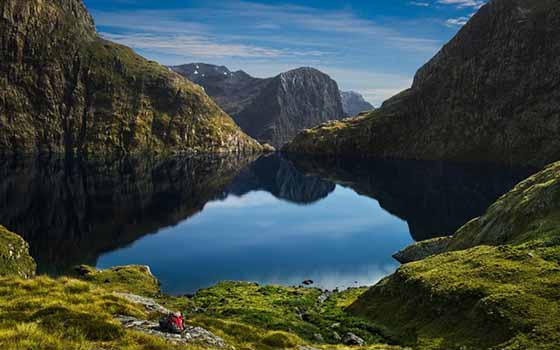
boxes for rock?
[317,291,333,304]
[313,333,324,342]
[171,64,345,148]
[393,236,452,263]
[0,1,261,156]
[342,332,366,346]
[333,331,342,342]
[261,143,277,153]
[115,292,172,315]
[116,315,228,349]
[285,0,560,167]
[340,91,374,117]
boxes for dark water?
[0,154,534,294]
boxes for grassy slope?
[0,261,403,350]
[348,162,560,350]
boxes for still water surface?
[0,154,533,294]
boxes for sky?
[84,0,487,106]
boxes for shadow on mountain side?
[285,154,536,241]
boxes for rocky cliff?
[171,64,345,148]
[340,91,374,117]
[0,0,261,155]
[286,0,560,166]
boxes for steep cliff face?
[171,64,344,148]
[0,0,261,155]
[340,91,374,117]
[286,0,560,166]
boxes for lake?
[0,154,534,294]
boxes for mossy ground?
[0,275,199,350]
[348,161,560,350]
[0,266,402,350]
[184,281,395,349]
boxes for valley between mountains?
[0,0,559,350]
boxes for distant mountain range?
[170,64,372,148]
[340,91,374,117]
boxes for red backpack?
[160,312,185,334]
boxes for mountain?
[0,0,261,156]
[171,64,345,148]
[285,0,560,166]
[348,161,560,350]
[340,91,374,117]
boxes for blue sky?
[84,0,486,105]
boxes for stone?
[114,292,172,315]
[116,315,228,349]
[342,332,366,346]
[332,331,342,342]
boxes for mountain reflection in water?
[0,153,534,293]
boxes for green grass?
[347,161,560,350]
[186,281,393,349]
[0,275,193,350]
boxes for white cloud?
[410,1,431,7]
[445,16,471,27]
[437,0,486,9]
[100,32,327,58]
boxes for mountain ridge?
[285,0,560,166]
[0,0,261,155]
[171,64,346,148]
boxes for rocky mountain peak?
[340,91,374,117]
[172,64,345,147]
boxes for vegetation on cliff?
[348,161,560,350]
[0,225,35,278]
[0,0,261,155]
[285,0,560,166]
